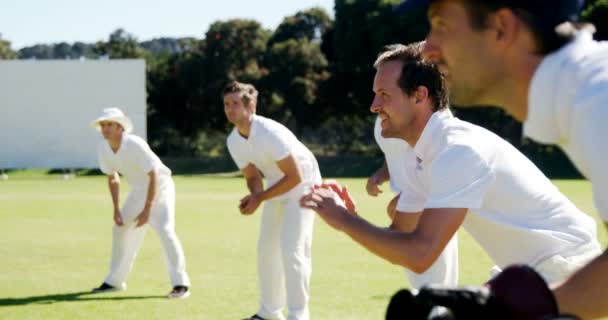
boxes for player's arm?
[367,160,389,196]
[552,249,608,319]
[260,154,302,200]
[107,172,123,226]
[242,163,264,194]
[135,169,157,227]
[301,186,465,273]
[240,155,302,214]
[342,207,465,273]
[238,163,264,215]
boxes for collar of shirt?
[413,109,453,163]
[524,30,594,145]
[107,132,127,155]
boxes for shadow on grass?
[0,291,166,306]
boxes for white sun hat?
[90,108,134,133]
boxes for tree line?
[1,0,607,176]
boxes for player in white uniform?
[90,108,190,299]
[367,116,458,289]
[396,0,608,317]
[300,43,600,285]
[223,81,322,320]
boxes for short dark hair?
[374,42,448,112]
[459,0,581,54]
[222,80,259,106]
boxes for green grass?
[0,177,606,320]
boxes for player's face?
[99,121,123,141]
[423,0,502,106]
[223,92,251,125]
[370,60,416,139]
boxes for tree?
[0,36,17,59]
[94,29,150,59]
[582,0,608,40]
[262,38,329,132]
[269,7,333,45]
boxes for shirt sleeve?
[97,145,115,176]
[226,137,249,170]
[395,187,427,213]
[131,138,156,173]
[425,144,495,209]
[572,91,608,222]
[265,130,292,162]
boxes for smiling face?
[423,0,504,106]
[370,60,418,139]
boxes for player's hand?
[134,209,150,227]
[315,180,357,215]
[300,185,354,231]
[239,193,262,215]
[366,173,384,197]
[113,209,124,226]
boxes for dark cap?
[395,0,586,29]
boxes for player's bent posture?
[301,43,600,286]
[224,81,322,320]
[90,108,191,299]
[395,0,608,318]
[368,116,458,289]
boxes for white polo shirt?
[98,133,172,189]
[227,115,321,200]
[374,116,411,194]
[525,30,608,222]
[401,111,598,269]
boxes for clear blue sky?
[0,0,335,50]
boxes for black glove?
[419,265,563,320]
[385,288,433,320]
[386,265,579,320]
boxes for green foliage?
[3,0,607,173]
[582,0,608,40]
[94,29,151,60]
[0,37,17,59]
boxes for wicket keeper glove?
[417,265,567,320]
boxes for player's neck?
[108,134,123,153]
[236,114,254,139]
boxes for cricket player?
[367,116,459,289]
[223,81,322,320]
[394,0,608,318]
[90,107,191,299]
[300,43,600,287]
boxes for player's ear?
[414,86,429,104]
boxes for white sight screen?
[0,59,146,169]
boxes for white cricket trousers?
[103,176,190,288]
[405,234,459,289]
[256,197,315,320]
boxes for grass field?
[1,175,606,320]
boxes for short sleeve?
[97,145,115,175]
[395,187,427,213]
[425,145,495,209]
[265,130,292,162]
[573,92,608,221]
[227,136,249,170]
[131,138,156,173]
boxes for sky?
[0,0,335,50]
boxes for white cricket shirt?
[227,115,321,200]
[525,30,608,221]
[401,111,598,269]
[98,133,172,189]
